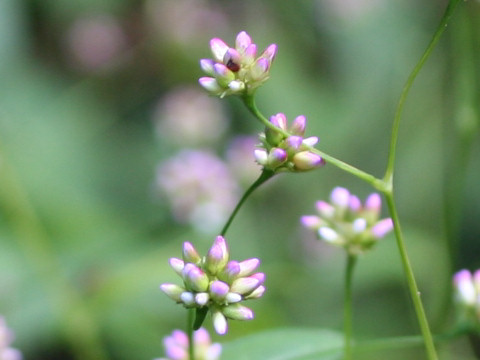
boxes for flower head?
[300,187,393,254]
[161,236,265,335]
[452,269,480,331]
[255,113,325,172]
[155,328,221,360]
[199,31,277,97]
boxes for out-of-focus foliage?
[0,0,479,359]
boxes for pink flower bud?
[199,77,222,94]
[210,38,229,62]
[230,277,260,295]
[244,44,257,65]
[348,195,362,212]
[302,136,319,147]
[210,280,230,300]
[290,115,307,136]
[270,113,287,130]
[182,242,201,264]
[245,285,265,299]
[254,149,268,165]
[199,58,215,76]
[267,148,288,168]
[213,63,235,86]
[315,201,335,218]
[184,265,209,292]
[300,215,322,230]
[169,257,184,276]
[160,283,185,302]
[212,311,228,335]
[222,304,254,321]
[237,258,260,277]
[292,151,324,171]
[365,193,382,213]
[371,218,394,239]
[250,58,269,80]
[206,236,229,274]
[331,187,350,208]
[454,269,476,306]
[235,31,252,52]
[195,292,209,306]
[261,44,277,62]
[286,135,303,151]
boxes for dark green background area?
[0,0,479,359]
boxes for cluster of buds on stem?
[155,328,221,360]
[254,113,325,172]
[160,236,265,335]
[453,269,480,330]
[199,31,277,97]
[301,187,394,255]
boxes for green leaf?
[221,327,343,360]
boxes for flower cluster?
[301,187,394,254]
[155,328,221,360]
[160,236,265,335]
[199,31,277,97]
[453,269,480,329]
[0,317,22,360]
[255,113,325,172]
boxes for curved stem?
[384,0,462,182]
[343,254,357,360]
[187,308,195,360]
[220,169,275,236]
[385,192,438,360]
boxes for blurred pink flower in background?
[64,14,127,72]
[226,135,262,185]
[153,86,229,147]
[156,150,240,233]
[144,0,229,47]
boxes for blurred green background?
[0,0,479,359]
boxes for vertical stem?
[220,169,275,236]
[385,192,438,360]
[187,308,195,360]
[384,0,462,182]
[344,254,357,360]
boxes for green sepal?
[193,306,209,330]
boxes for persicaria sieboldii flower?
[0,317,22,360]
[160,236,265,335]
[300,187,393,254]
[254,113,325,172]
[199,31,277,97]
[155,328,221,360]
[453,269,480,329]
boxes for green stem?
[0,145,109,360]
[241,94,385,191]
[385,192,438,360]
[344,254,357,360]
[384,0,462,182]
[220,169,275,236]
[187,308,195,360]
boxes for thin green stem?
[384,0,462,182]
[343,254,357,360]
[187,308,195,360]
[385,192,438,360]
[241,94,385,191]
[220,169,275,236]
